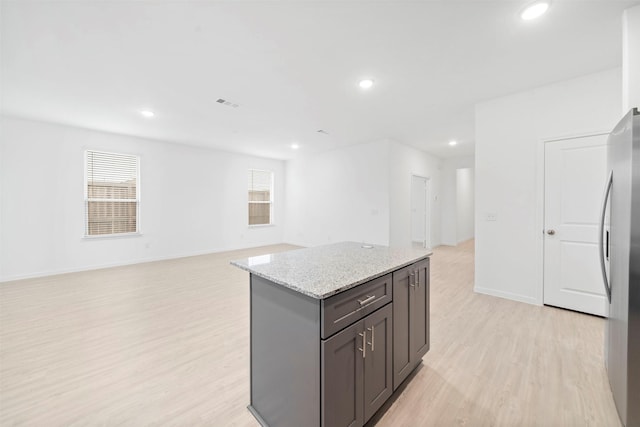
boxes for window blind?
[85,150,139,236]
[248,169,273,225]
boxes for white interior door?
[411,176,425,243]
[424,178,431,248]
[543,134,608,316]
[411,176,431,248]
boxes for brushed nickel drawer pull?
[367,325,375,351]
[357,295,376,306]
[358,331,366,358]
[409,271,415,287]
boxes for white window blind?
[85,150,139,236]
[248,169,273,226]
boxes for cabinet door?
[392,265,413,390]
[411,259,430,362]
[363,304,393,423]
[322,320,364,427]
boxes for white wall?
[0,116,285,281]
[440,155,474,246]
[623,5,640,112]
[388,141,442,248]
[284,139,442,249]
[283,139,391,247]
[0,119,4,281]
[474,68,622,305]
[456,168,475,243]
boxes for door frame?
[535,130,610,306]
[410,174,431,249]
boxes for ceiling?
[1,1,638,160]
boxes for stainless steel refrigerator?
[599,107,640,427]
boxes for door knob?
[547,229,556,235]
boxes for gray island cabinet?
[231,242,432,427]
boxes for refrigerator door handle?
[598,169,613,303]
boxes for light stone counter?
[231,241,432,299]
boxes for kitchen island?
[231,242,432,427]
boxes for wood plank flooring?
[0,240,621,426]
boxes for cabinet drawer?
[321,273,392,339]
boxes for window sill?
[82,232,143,240]
[248,224,276,229]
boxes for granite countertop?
[231,241,432,299]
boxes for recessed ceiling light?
[520,1,550,21]
[139,110,155,118]
[449,140,458,146]
[291,143,299,150]
[359,79,374,89]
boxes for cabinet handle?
[357,295,376,306]
[358,331,366,358]
[367,325,375,351]
[416,269,419,288]
[409,271,415,287]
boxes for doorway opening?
[411,175,431,249]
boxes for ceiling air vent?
[216,98,239,108]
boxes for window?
[248,169,273,226]
[85,150,139,236]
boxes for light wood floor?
[0,240,620,426]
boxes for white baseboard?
[457,237,475,244]
[0,243,286,283]
[439,238,473,247]
[474,286,541,306]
